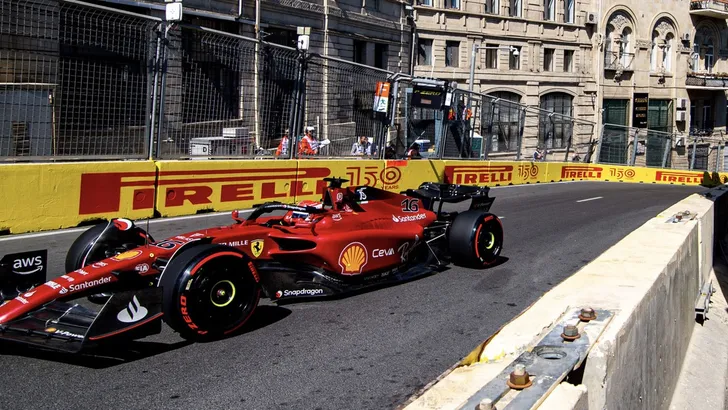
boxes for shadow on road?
[0,305,292,368]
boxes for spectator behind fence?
[275,129,290,158]
[533,147,544,161]
[297,126,318,158]
[406,143,422,160]
[351,136,373,157]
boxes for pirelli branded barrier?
[0,160,725,235]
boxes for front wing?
[0,288,163,353]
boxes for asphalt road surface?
[0,181,704,410]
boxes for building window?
[646,99,673,167]
[510,0,521,17]
[446,41,460,67]
[691,29,715,74]
[485,0,499,14]
[599,99,629,164]
[650,31,658,71]
[619,28,632,67]
[563,50,573,72]
[485,44,498,69]
[509,46,521,70]
[539,92,573,149]
[543,48,554,71]
[663,34,672,72]
[544,0,555,21]
[417,0,432,5]
[445,0,460,9]
[564,0,574,23]
[374,43,388,69]
[353,40,366,64]
[417,38,433,65]
[487,91,522,152]
[705,40,714,73]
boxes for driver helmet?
[285,199,323,222]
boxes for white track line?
[0,181,592,242]
[576,196,603,203]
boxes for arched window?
[705,38,714,73]
[538,92,573,149]
[663,34,673,72]
[692,28,717,73]
[488,91,522,152]
[650,31,659,71]
[604,26,613,63]
[620,27,632,67]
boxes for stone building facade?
[411,0,728,168]
[411,0,600,159]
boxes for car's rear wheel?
[448,210,503,268]
[159,244,261,342]
[65,220,151,303]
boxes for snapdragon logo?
[392,214,426,223]
[69,276,112,292]
[280,288,324,297]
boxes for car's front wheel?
[448,210,503,268]
[159,244,261,342]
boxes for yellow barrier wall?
[0,161,157,234]
[153,159,444,217]
[2,159,727,235]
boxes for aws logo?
[13,255,43,275]
[339,242,368,275]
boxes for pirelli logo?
[443,165,514,185]
[561,165,603,179]
[655,171,703,184]
[79,167,332,214]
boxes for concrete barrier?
[401,189,720,410]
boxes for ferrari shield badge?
[251,239,264,258]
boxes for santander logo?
[117,295,149,323]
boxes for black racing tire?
[159,244,261,342]
[448,210,503,268]
[65,221,150,304]
[64,222,109,273]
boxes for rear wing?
[401,182,495,214]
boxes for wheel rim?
[475,219,502,262]
[210,280,237,307]
[184,255,257,333]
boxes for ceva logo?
[12,256,43,275]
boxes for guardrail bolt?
[579,307,597,321]
[506,363,533,389]
[561,324,581,341]
[476,398,494,410]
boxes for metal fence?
[595,123,727,171]
[2,0,726,169]
[387,83,597,163]
[0,0,395,161]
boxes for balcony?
[686,72,728,90]
[690,0,728,18]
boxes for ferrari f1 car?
[0,178,503,353]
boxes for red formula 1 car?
[0,178,503,353]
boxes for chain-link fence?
[1,0,161,160]
[0,0,395,161]
[595,123,727,171]
[388,83,597,162]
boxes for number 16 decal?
[401,198,419,213]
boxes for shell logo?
[111,250,143,261]
[338,242,368,275]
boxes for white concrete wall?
[402,191,717,410]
